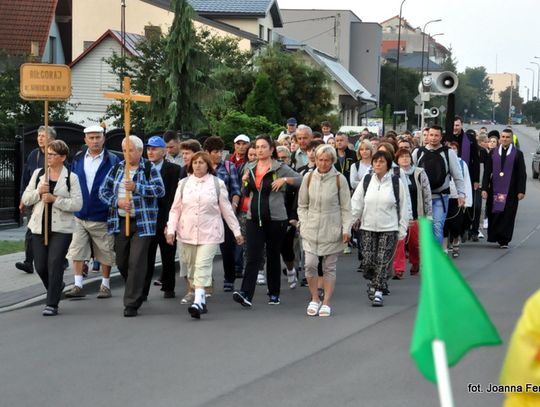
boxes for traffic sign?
[414,94,422,106]
[20,63,71,100]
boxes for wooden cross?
[104,77,151,235]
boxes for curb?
[0,262,164,314]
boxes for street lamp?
[420,19,442,79]
[393,0,406,130]
[524,85,530,102]
[530,61,540,100]
[534,56,540,98]
[526,67,535,101]
[425,32,444,75]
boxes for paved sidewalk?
[0,224,167,312]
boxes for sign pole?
[44,100,49,246]
[103,76,151,237]
[19,63,72,246]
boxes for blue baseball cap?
[146,136,166,148]
[287,117,297,125]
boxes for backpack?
[35,167,71,192]
[179,175,221,203]
[417,146,450,192]
[362,169,401,220]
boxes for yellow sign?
[20,63,71,100]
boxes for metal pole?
[508,79,513,125]
[426,33,444,76]
[531,61,540,100]
[420,19,441,80]
[526,68,535,101]
[393,0,406,130]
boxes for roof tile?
[0,0,57,57]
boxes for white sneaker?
[257,272,266,285]
[478,231,485,239]
[287,269,297,289]
[343,246,352,254]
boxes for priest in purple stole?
[481,128,526,248]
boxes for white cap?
[234,134,250,143]
[84,125,104,134]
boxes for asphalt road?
[1,125,539,407]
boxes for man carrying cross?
[99,136,164,317]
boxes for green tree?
[165,0,208,131]
[244,72,281,123]
[216,111,282,147]
[494,86,523,124]
[522,100,540,123]
[379,63,420,128]
[0,56,69,140]
[254,45,335,128]
[441,45,458,73]
[455,67,494,120]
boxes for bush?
[217,111,282,148]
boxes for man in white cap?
[229,134,250,168]
[65,125,120,299]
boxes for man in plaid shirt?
[99,135,165,317]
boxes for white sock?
[194,288,206,306]
[287,267,296,276]
[74,275,84,288]
[102,278,110,289]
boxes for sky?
[278,0,539,101]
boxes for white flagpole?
[432,340,455,407]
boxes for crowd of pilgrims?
[18,117,526,318]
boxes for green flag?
[410,217,502,383]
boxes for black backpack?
[417,146,450,192]
[363,167,401,220]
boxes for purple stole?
[460,131,471,166]
[491,145,516,213]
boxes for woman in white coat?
[297,145,352,316]
[22,140,83,316]
[351,150,408,307]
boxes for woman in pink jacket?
[166,152,243,319]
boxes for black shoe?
[188,303,207,319]
[235,271,244,278]
[163,291,175,299]
[123,307,138,317]
[63,259,69,270]
[471,234,479,242]
[15,262,33,274]
[300,278,308,287]
[233,291,252,307]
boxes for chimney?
[144,25,161,41]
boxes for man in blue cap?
[278,117,297,140]
[142,135,181,299]
[65,125,120,299]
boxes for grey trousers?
[115,218,151,309]
[32,232,72,307]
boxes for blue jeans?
[432,195,450,244]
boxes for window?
[259,24,264,39]
[48,36,56,63]
[267,28,272,42]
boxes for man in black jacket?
[142,136,181,299]
[447,117,481,240]
[334,132,357,190]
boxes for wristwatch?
[283,177,287,183]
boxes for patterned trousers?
[359,230,398,291]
